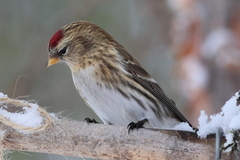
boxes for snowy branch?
[0,93,240,159]
[0,119,239,160]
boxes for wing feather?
[119,56,192,126]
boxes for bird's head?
[47,21,116,69]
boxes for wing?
[117,47,192,126]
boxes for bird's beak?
[47,57,60,67]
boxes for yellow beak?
[47,57,60,67]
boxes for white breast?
[71,66,180,129]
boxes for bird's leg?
[127,118,148,133]
[84,118,99,124]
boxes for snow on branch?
[0,93,52,132]
[197,91,240,152]
[1,118,237,160]
[0,92,240,159]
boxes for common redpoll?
[47,21,194,131]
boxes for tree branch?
[1,119,239,160]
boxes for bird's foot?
[127,118,148,133]
[84,118,99,124]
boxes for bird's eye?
[58,46,67,56]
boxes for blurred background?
[0,0,240,159]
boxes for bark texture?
[1,119,239,160]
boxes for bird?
[47,21,194,132]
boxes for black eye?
[58,46,67,56]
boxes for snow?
[0,92,43,130]
[197,91,240,152]
[0,92,7,98]
[172,91,240,152]
[172,122,195,132]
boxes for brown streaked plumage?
[47,21,195,131]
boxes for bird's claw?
[84,118,99,124]
[127,118,148,133]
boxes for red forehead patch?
[49,29,63,48]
